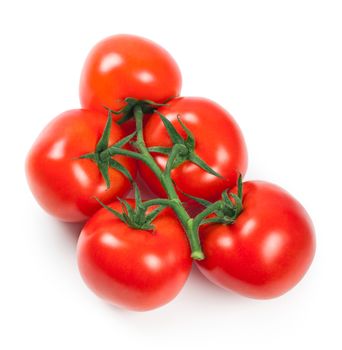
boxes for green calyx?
[149,112,223,178]
[79,110,135,188]
[105,97,169,125]
[187,175,244,226]
[96,183,165,231]
[218,174,243,222]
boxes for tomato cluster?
[26,34,315,311]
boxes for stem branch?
[98,103,214,260]
[133,105,204,259]
[193,201,223,231]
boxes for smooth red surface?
[196,181,315,298]
[26,110,136,222]
[140,97,248,201]
[79,34,182,131]
[77,201,192,311]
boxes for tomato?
[196,181,316,299]
[79,34,182,131]
[140,97,248,201]
[26,109,136,222]
[77,201,192,311]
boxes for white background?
[1,1,341,349]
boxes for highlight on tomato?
[26,109,136,222]
[140,97,248,201]
[26,33,316,311]
[77,199,192,311]
[196,181,316,299]
[79,34,182,131]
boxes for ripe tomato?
[140,97,248,201]
[79,34,182,131]
[77,201,192,311]
[26,109,136,222]
[196,181,315,299]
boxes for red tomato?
[79,34,182,131]
[140,97,248,201]
[26,110,136,222]
[196,181,315,299]
[77,201,192,311]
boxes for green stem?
[101,147,145,163]
[133,105,204,259]
[99,104,207,259]
[133,106,169,180]
[193,201,223,232]
[164,144,187,176]
[143,198,178,210]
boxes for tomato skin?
[140,97,248,201]
[26,110,136,222]
[196,181,315,299]
[77,201,192,311]
[79,34,182,131]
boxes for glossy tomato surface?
[140,97,248,201]
[79,34,182,130]
[196,181,315,299]
[77,201,192,311]
[26,109,136,222]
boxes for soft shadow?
[176,263,242,305]
[188,263,240,299]
[53,220,84,248]
[99,263,247,331]
[126,173,158,200]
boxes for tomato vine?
[84,99,244,260]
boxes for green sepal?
[222,190,234,208]
[108,98,169,125]
[195,175,245,227]
[219,176,244,221]
[145,206,165,223]
[179,191,212,208]
[95,196,164,232]
[132,183,145,225]
[230,193,243,217]
[98,159,110,189]
[201,217,234,225]
[133,182,142,206]
[157,112,184,145]
[96,111,112,153]
[157,112,224,178]
[109,159,133,182]
[94,197,125,221]
[169,144,188,169]
[118,198,135,220]
[221,190,238,218]
[78,112,134,189]
[96,182,166,231]
[78,153,97,161]
[147,146,172,155]
[237,174,243,200]
[177,116,195,150]
[140,99,169,107]
[113,131,136,148]
[102,105,123,116]
[189,154,223,179]
[116,106,136,125]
